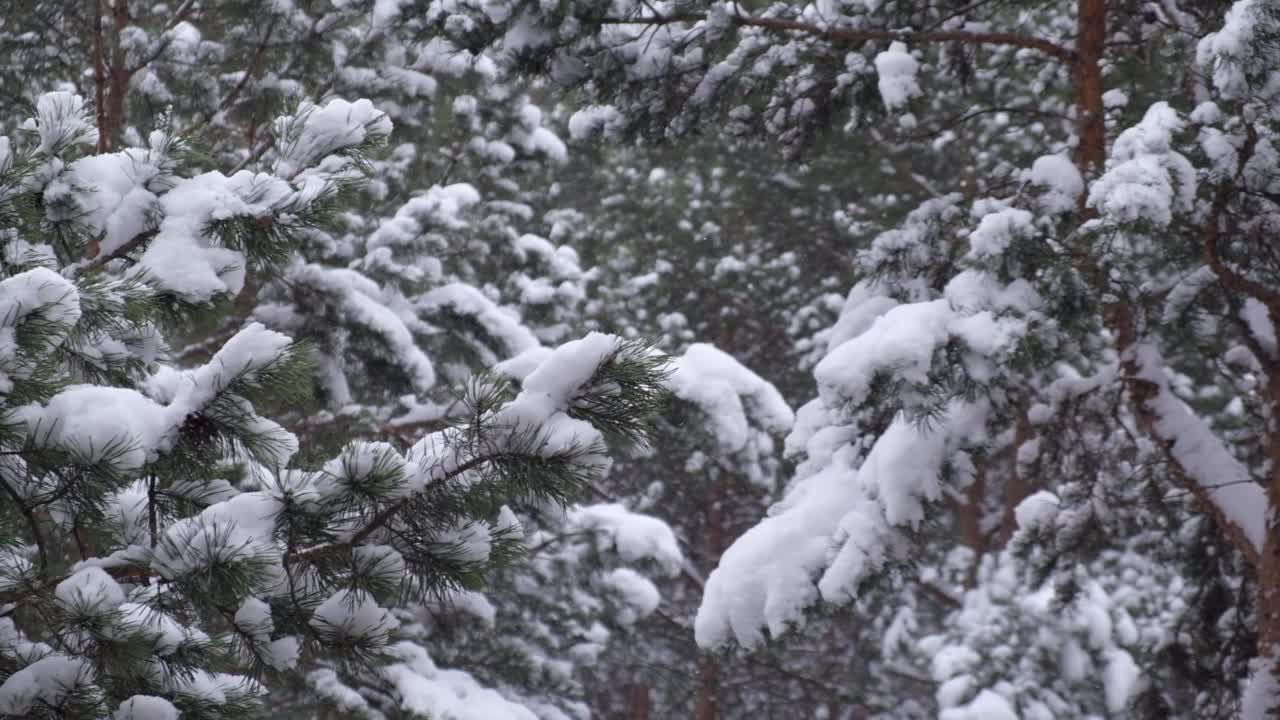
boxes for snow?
[114,695,181,720]
[18,323,301,477]
[151,492,283,581]
[494,346,553,381]
[112,603,191,655]
[814,299,953,407]
[353,543,407,582]
[666,343,794,486]
[695,398,990,648]
[64,148,163,257]
[274,98,393,179]
[1190,101,1222,125]
[1243,655,1280,720]
[567,105,625,140]
[318,441,411,499]
[384,642,539,720]
[670,344,794,442]
[171,671,256,706]
[1103,648,1140,712]
[1088,102,1196,227]
[1013,491,1060,533]
[932,645,981,681]
[367,183,481,249]
[135,170,291,302]
[567,503,683,575]
[1197,0,1259,99]
[874,42,921,110]
[311,589,399,640]
[55,566,126,613]
[235,596,274,636]
[0,266,81,330]
[0,654,94,715]
[418,283,540,356]
[235,596,297,668]
[291,264,438,393]
[1025,154,1084,214]
[130,99,391,303]
[267,636,301,670]
[1133,343,1266,553]
[601,568,661,624]
[21,386,169,470]
[938,689,1018,720]
[966,208,1034,259]
[309,668,376,714]
[1242,298,1278,358]
[24,91,97,154]
[0,266,81,394]
[1199,127,1240,176]
[519,331,613,401]
[1102,88,1129,108]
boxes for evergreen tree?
[0,88,668,718]
[436,0,1280,716]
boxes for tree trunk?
[1072,0,1107,173]
[997,412,1033,546]
[627,683,651,720]
[1072,1,1279,704]
[91,0,108,154]
[694,659,720,720]
[955,462,985,586]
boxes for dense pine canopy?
[2,0,1280,718]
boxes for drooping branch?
[1103,302,1264,570]
[589,13,1077,63]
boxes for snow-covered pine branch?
[0,92,670,720]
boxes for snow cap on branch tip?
[874,42,920,111]
[23,91,97,155]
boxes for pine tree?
[0,89,669,719]
[3,4,694,716]
[434,0,1280,716]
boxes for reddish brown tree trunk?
[1072,0,1107,173]
[997,412,1033,546]
[694,660,720,720]
[955,462,986,586]
[627,683,651,720]
[91,0,108,153]
[1072,0,1278,694]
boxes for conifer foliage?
[0,93,668,718]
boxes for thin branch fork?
[589,12,1076,63]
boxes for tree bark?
[955,461,985,586]
[1072,0,1107,172]
[627,683,651,720]
[997,412,1033,546]
[91,0,108,153]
